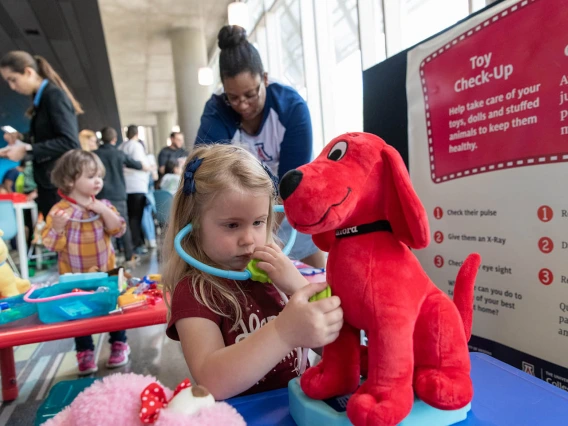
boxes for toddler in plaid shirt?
[42,149,130,375]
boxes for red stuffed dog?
[280,132,481,426]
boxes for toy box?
[25,273,119,323]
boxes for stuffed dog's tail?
[453,253,482,341]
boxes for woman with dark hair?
[0,51,81,217]
[196,25,325,268]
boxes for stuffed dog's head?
[280,132,429,251]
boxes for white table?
[13,201,38,280]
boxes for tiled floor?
[0,250,189,426]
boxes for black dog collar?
[335,220,392,238]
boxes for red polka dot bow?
[139,379,191,424]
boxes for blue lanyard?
[33,79,49,107]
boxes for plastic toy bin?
[25,275,119,324]
[0,293,40,325]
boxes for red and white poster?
[418,0,567,183]
[407,0,568,386]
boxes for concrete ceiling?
[0,0,121,136]
[98,0,233,127]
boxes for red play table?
[0,302,167,401]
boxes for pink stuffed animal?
[43,373,245,426]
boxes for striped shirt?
[42,199,126,274]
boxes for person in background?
[138,139,158,250]
[0,51,82,217]
[0,158,35,248]
[0,161,24,193]
[159,160,181,195]
[42,150,129,374]
[20,156,38,201]
[157,132,187,178]
[79,129,99,151]
[195,26,325,268]
[118,125,150,255]
[142,168,157,250]
[94,126,145,267]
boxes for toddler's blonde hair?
[50,149,105,194]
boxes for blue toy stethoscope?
[174,205,312,374]
[174,205,296,280]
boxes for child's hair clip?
[261,163,279,196]
[183,157,203,195]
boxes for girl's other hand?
[3,132,19,145]
[254,243,307,294]
[274,281,343,350]
[0,144,27,162]
[52,210,70,234]
[85,199,107,215]
[26,190,38,201]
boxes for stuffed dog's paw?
[300,363,359,400]
[414,368,473,410]
[347,381,413,426]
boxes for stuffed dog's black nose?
[279,170,303,200]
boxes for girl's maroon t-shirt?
[166,277,303,397]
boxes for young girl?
[163,144,343,400]
[42,150,130,375]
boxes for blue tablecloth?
[37,352,568,425]
[226,353,568,425]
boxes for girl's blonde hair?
[162,144,279,330]
[51,149,105,194]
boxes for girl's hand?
[0,144,27,161]
[85,199,108,215]
[274,281,343,350]
[52,210,70,234]
[3,132,19,145]
[254,243,308,294]
[26,190,38,201]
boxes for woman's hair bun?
[218,25,247,50]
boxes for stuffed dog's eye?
[328,141,347,161]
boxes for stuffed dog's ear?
[312,230,335,253]
[381,145,430,249]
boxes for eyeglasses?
[224,83,262,107]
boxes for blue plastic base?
[288,378,470,426]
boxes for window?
[400,0,470,51]
[272,0,307,96]
[359,0,387,70]
[330,0,363,134]
[314,0,363,142]
[249,18,270,78]
[471,0,487,12]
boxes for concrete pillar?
[144,126,155,156]
[156,111,175,151]
[151,126,159,152]
[169,27,209,151]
